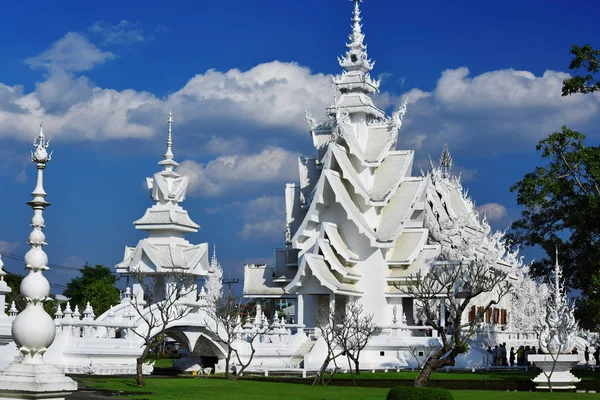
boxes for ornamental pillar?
[0,124,77,400]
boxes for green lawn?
[325,370,539,381]
[74,377,600,400]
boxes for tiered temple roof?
[116,112,209,276]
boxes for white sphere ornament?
[23,248,48,270]
[31,214,44,227]
[28,229,45,245]
[20,272,50,300]
[11,305,56,359]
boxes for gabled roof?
[387,228,429,265]
[134,204,200,232]
[364,124,393,163]
[115,240,208,276]
[332,145,413,205]
[302,253,362,295]
[323,222,359,262]
[377,179,427,240]
[243,265,287,297]
[318,238,360,282]
[385,245,441,285]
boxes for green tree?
[562,44,600,96]
[509,44,600,329]
[508,127,600,329]
[63,264,120,316]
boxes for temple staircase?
[291,337,318,367]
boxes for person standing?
[509,347,515,367]
[585,346,590,365]
[594,347,600,366]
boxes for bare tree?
[398,260,511,387]
[312,302,379,386]
[408,345,440,370]
[312,303,346,386]
[204,291,271,380]
[128,269,196,386]
[337,302,379,378]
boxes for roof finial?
[211,243,218,270]
[165,111,174,161]
[351,0,363,37]
[335,0,378,93]
[554,245,561,303]
[439,142,453,179]
[159,111,178,173]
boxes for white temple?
[242,0,549,369]
[115,111,209,304]
[0,0,587,378]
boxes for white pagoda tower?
[244,0,438,326]
[116,112,209,302]
[243,0,521,332]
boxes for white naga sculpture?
[528,250,581,390]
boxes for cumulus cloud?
[2,34,333,144]
[401,67,600,156]
[205,136,248,155]
[0,240,20,254]
[25,32,116,72]
[240,196,285,241]
[90,20,147,45]
[476,202,508,222]
[177,146,298,197]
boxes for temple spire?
[351,0,363,44]
[334,0,379,94]
[554,246,562,303]
[158,111,178,173]
[211,244,218,270]
[165,111,174,161]
[439,142,453,178]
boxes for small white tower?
[0,124,77,399]
[0,256,11,318]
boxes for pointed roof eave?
[385,244,441,285]
[318,238,360,281]
[183,243,209,274]
[291,160,330,249]
[306,253,362,295]
[331,144,414,206]
[324,170,389,248]
[322,222,359,262]
[140,240,166,270]
[284,254,362,295]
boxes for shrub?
[386,386,453,400]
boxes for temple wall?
[355,249,391,326]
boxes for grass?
[325,370,539,381]
[74,376,600,400]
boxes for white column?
[440,300,446,328]
[297,295,304,330]
[329,293,335,311]
[255,300,262,323]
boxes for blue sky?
[0,0,599,292]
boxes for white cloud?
[2,40,333,143]
[240,196,285,241]
[0,240,20,254]
[90,20,147,45]
[205,136,248,154]
[178,146,298,197]
[25,32,116,72]
[476,203,508,222]
[401,67,600,156]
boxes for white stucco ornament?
[0,123,77,399]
